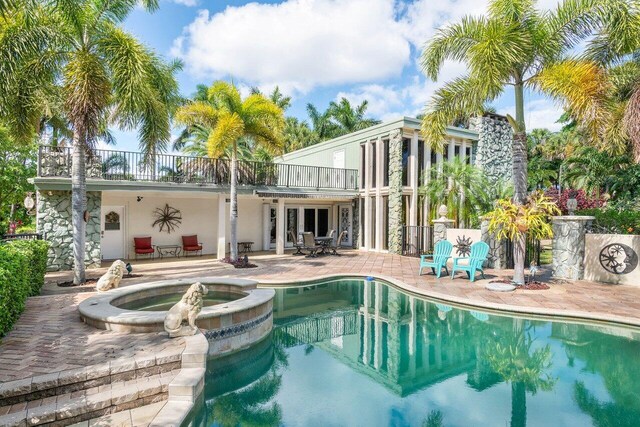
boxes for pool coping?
[258,273,640,330]
[78,277,274,332]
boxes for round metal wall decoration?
[599,243,638,275]
[152,204,182,233]
[454,235,473,257]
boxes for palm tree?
[0,0,181,284]
[483,321,556,427]
[306,103,340,140]
[420,158,504,227]
[327,98,381,133]
[420,0,636,283]
[563,146,630,197]
[252,86,292,112]
[175,81,285,261]
[283,117,318,152]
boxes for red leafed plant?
[544,188,605,214]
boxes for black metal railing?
[37,145,359,191]
[505,238,541,268]
[401,225,434,257]
[0,233,43,243]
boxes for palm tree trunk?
[230,142,238,262]
[512,82,529,284]
[72,133,86,285]
[510,381,527,427]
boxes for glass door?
[302,207,331,237]
[286,208,298,246]
[269,207,277,248]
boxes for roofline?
[279,116,478,161]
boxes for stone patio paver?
[2,250,640,385]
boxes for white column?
[262,203,271,251]
[216,195,227,259]
[364,196,371,250]
[375,137,384,251]
[409,130,419,227]
[276,199,285,255]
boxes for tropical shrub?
[485,193,560,284]
[544,188,605,215]
[577,208,640,235]
[0,239,49,337]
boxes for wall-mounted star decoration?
[152,204,182,233]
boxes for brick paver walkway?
[3,250,640,384]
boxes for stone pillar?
[387,129,404,254]
[432,205,454,246]
[552,215,594,280]
[481,219,507,269]
[216,195,227,259]
[37,190,101,271]
[470,114,514,185]
[276,198,285,255]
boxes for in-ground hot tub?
[79,277,275,356]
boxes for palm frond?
[421,75,503,152]
[421,16,486,81]
[207,112,244,158]
[208,81,242,113]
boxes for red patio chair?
[133,237,155,260]
[182,235,203,257]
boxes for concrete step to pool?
[0,350,182,408]
[0,370,177,426]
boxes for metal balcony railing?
[37,145,359,191]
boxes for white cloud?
[337,60,468,121]
[171,0,199,6]
[172,0,411,94]
[523,99,565,131]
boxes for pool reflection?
[191,279,640,427]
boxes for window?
[382,196,389,250]
[104,211,120,231]
[383,139,390,187]
[418,140,425,186]
[454,145,460,159]
[360,144,366,189]
[402,138,410,186]
[304,209,316,233]
[465,146,472,165]
[286,208,298,242]
[359,198,364,247]
[371,142,377,188]
[370,197,376,249]
[270,208,277,244]
[318,209,329,237]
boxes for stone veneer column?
[36,190,101,271]
[552,215,594,280]
[481,219,507,269]
[470,114,514,185]
[387,129,404,254]
[433,218,454,246]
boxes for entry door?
[101,206,124,260]
[338,204,353,246]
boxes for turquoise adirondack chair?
[419,240,453,278]
[450,241,490,282]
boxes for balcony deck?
[35,145,359,192]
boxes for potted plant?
[485,192,560,285]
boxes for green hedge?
[577,208,640,235]
[0,239,49,337]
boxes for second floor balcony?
[37,145,359,191]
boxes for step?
[0,371,178,426]
[0,350,182,407]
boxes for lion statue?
[96,260,126,292]
[164,282,209,338]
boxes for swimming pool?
[188,278,640,426]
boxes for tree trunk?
[510,381,527,427]
[512,82,528,283]
[72,133,86,285]
[230,142,238,262]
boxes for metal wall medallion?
[599,243,638,275]
[152,204,182,233]
[455,235,473,257]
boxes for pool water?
[189,279,640,426]
[117,291,240,312]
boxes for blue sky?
[112,0,565,152]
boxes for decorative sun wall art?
[152,204,182,233]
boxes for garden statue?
[164,282,209,337]
[528,261,539,284]
[96,260,126,292]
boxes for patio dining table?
[314,236,334,254]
